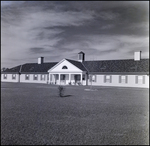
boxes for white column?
[49,73,51,84]
[18,74,20,83]
[86,73,88,86]
[59,74,61,85]
[69,74,71,83]
[80,73,82,84]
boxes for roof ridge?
[24,62,58,64]
[66,58,80,62]
[84,58,149,62]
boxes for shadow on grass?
[60,95,72,98]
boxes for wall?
[88,74,149,88]
[1,74,19,83]
[2,73,148,88]
[20,74,48,84]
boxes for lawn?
[1,82,149,145]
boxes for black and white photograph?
[1,1,149,145]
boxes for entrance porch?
[49,73,87,85]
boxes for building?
[1,51,149,88]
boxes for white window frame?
[12,74,16,80]
[104,75,112,83]
[41,74,45,81]
[135,75,145,84]
[92,75,96,82]
[25,74,29,80]
[89,75,96,82]
[119,75,128,84]
[33,74,38,80]
[4,74,7,79]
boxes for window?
[3,74,7,79]
[135,76,145,84]
[33,74,38,80]
[62,66,68,69]
[25,74,29,80]
[12,74,16,80]
[89,75,96,82]
[92,75,96,82]
[119,75,128,83]
[41,74,45,81]
[104,75,112,83]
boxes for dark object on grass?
[58,85,65,97]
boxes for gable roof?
[83,59,149,73]
[2,62,57,73]
[66,59,87,71]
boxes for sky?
[1,1,149,68]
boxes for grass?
[1,82,149,145]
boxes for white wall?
[88,74,149,88]
[20,74,48,84]
[1,73,148,88]
[1,74,19,82]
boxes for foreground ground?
[1,82,149,145]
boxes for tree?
[1,67,8,72]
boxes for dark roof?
[83,59,149,73]
[2,62,57,73]
[2,65,22,73]
[66,59,87,71]
[2,58,149,74]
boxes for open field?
[1,82,149,145]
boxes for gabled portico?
[48,59,88,85]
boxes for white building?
[1,51,149,88]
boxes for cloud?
[101,24,115,29]
[98,11,120,20]
[1,1,149,68]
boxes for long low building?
[1,51,149,88]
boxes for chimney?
[134,51,141,61]
[38,57,44,64]
[78,51,85,62]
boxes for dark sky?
[1,1,149,68]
